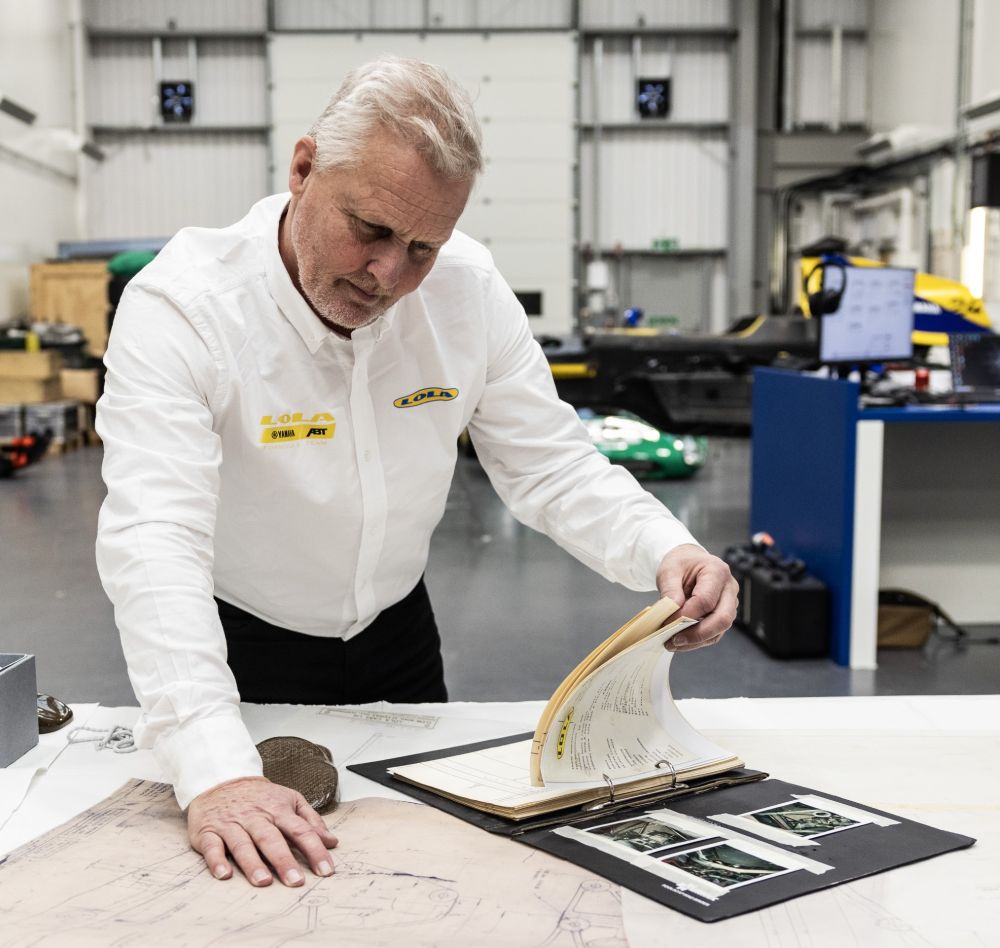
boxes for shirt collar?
[262,193,399,354]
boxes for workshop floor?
[4,439,999,706]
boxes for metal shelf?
[579,27,736,40]
[86,29,266,41]
[589,248,727,259]
[93,125,268,135]
[795,27,866,39]
[579,122,729,133]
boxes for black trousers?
[217,579,447,705]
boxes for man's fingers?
[294,797,340,848]
[275,811,336,878]
[246,820,307,887]
[678,567,727,620]
[192,829,232,880]
[667,628,727,652]
[188,779,341,887]
[220,825,274,887]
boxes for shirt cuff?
[153,711,264,810]
[632,519,702,589]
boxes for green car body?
[579,410,707,479]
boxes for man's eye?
[356,218,389,240]
[411,244,436,259]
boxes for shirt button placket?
[350,335,386,625]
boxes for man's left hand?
[656,544,738,652]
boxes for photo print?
[747,801,861,838]
[585,816,706,854]
[660,842,795,891]
[709,793,899,847]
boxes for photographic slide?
[555,812,716,864]
[555,810,832,902]
[584,816,707,854]
[709,793,900,847]
[659,842,795,891]
[746,801,861,838]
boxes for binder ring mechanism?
[600,760,677,807]
[655,758,678,788]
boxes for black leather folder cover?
[349,733,976,922]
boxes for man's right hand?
[187,776,339,886]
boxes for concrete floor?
[3,439,998,706]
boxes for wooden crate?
[0,350,62,379]
[30,262,111,356]
[0,378,62,404]
[60,367,101,403]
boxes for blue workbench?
[750,368,1000,667]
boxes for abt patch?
[393,387,459,409]
[259,412,335,444]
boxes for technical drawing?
[0,780,627,947]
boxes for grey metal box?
[0,404,23,439]
[24,400,79,439]
[0,653,38,766]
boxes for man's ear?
[288,136,317,197]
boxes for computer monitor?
[818,265,916,366]
[950,333,1000,397]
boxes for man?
[96,58,737,890]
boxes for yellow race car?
[799,254,992,348]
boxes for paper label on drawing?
[316,708,439,729]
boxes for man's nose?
[366,243,407,291]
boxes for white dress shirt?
[95,193,698,808]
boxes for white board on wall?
[269,32,576,334]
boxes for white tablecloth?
[2,695,997,947]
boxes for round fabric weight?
[256,736,339,814]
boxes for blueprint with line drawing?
[0,780,628,947]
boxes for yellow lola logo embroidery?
[393,387,459,408]
[259,411,335,444]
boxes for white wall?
[83,32,270,239]
[0,0,80,322]
[868,0,959,137]
[969,0,1000,104]
[270,33,576,336]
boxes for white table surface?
[1,695,997,947]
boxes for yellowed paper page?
[537,622,735,785]
[389,738,599,809]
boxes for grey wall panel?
[87,36,266,127]
[87,37,155,126]
[83,0,267,31]
[0,0,79,321]
[609,255,718,329]
[160,37,193,83]
[87,133,268,239]
[274,1,417,30]
[579,0,731,29]
[581,36,731,123]
[795,35,866,127]
[869,0,958,134]
[797,0,868,30]
[427,0,572,28]
[842,37,867,126]
[580,132,729,250]
[970,0,1000,105]
[195,39,268,125]
[275,0,572,30]
[794,37,829,126]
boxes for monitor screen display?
[818,265,916,365]
[950,333,1000,393]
